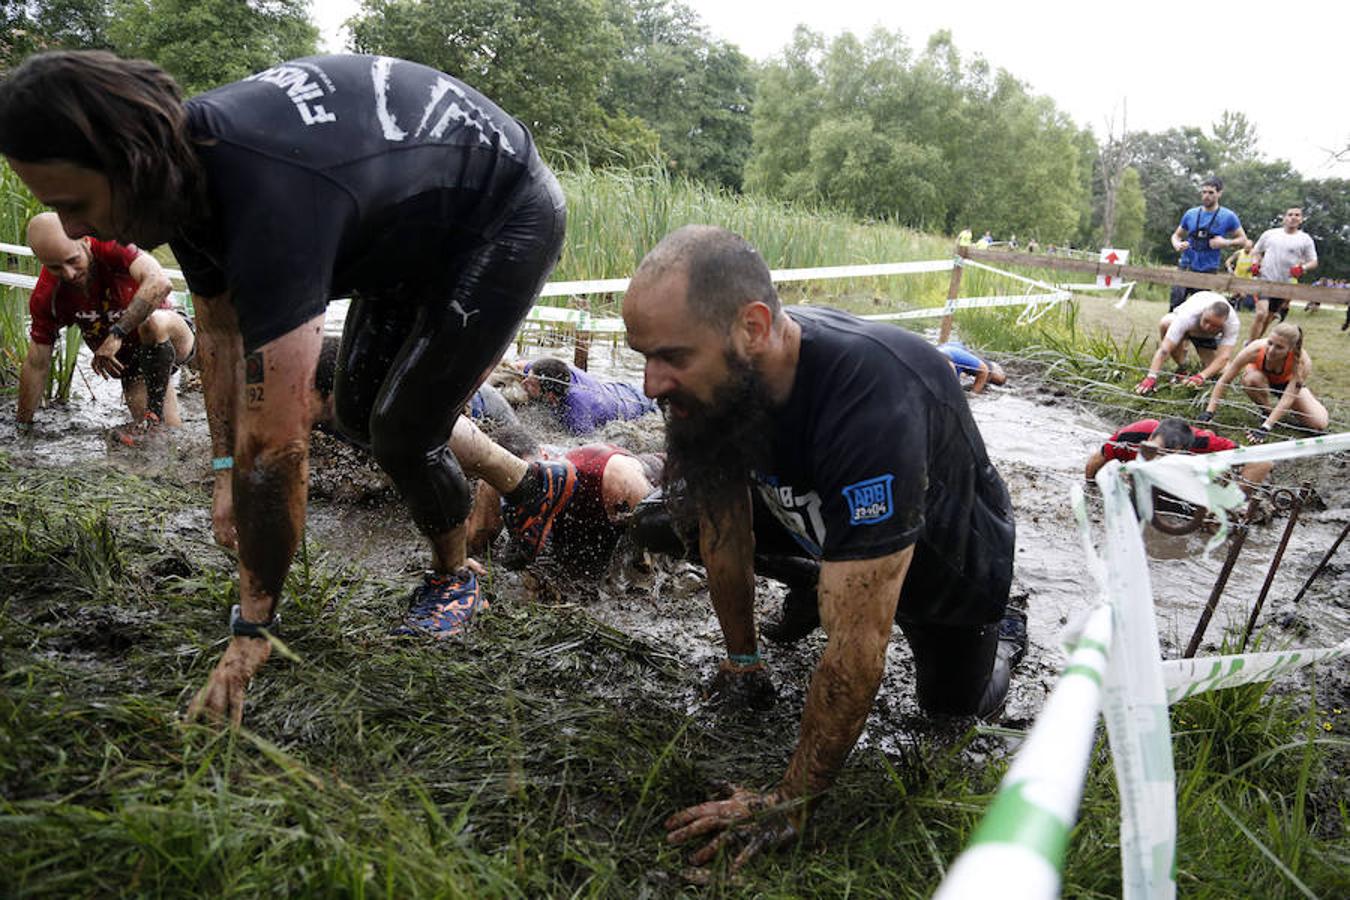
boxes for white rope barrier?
[535,259,955,299]
[1,240,187,282]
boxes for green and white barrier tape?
[935,604,1114,899]
[1163,643,1349,704]
[1096,462,1179,899]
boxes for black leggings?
[332,168,566,535]
[898,619,1006,717]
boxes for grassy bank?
[1,458,1346,897]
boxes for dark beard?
[661,352,776,529]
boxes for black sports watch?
[108,323,127,339]
[230,604,278,639]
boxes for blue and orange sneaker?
[500,459,576,568]
[394,568,488,638]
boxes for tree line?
[2,0,1346,273]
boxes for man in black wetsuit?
[621,225,1024,874]
[0,52,576,724]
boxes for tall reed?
[0,165,81,400]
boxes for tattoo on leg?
[245,350,265,407]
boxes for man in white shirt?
[1135,291,1240,394]
[1248,207,1317,342]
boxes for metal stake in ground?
[1239,483,1310,652]
[1183,496,1259,658]
[1288,518,1350,606]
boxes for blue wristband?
[212,456,234,471]
[728,651,762,667]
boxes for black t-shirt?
[170,55,538,352]
[752,307,1015,625]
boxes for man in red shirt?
[1084,417,1271,486]
[464,423,660,574]
[17,212,193,435]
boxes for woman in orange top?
[1200,322,1328,441]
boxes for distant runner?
[1248,207,1317,343]
[1167,176,1245,310]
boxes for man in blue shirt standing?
[1169,176,1246,310]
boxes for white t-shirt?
[1253,228,1317,282]
[1166,291,1240,347]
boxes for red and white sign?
[1097,248,1128,288]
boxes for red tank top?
[1249,343,1296,387]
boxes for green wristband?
[212,456,234,471]
[728,651,762,667]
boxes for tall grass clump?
[0,164,81,401]
[3,457,1347,897]
[556,165,956,314]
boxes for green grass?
[0,164,88,401]
[1,457,1346,897]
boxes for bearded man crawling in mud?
[622,225,1028,873]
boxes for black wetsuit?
[170,55,565,534]
[757,308,1015,714]
[636,308,1016,716]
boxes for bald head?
[27,211,90,284]
[27,211,82,260]
[630,225,780,332]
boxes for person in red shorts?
[16,212,194,436]
[1084,416,1271,486]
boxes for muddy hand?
[665,783,801,874]
[211,473,238,550]
[706,659,777,711]
[188,637,271,726]
[92,335,125,379]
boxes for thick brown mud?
[5,341,1347,753]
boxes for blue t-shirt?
[1177,206,1241,273]
[937,342,984,377]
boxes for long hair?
[0,50,204,245]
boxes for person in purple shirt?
[521,356,658,434]
[936,341,1006,394]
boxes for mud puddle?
[5,339,1347,756]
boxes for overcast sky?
[311,0,1349,180]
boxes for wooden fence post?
[939,248,965,344]
[572,296,591,371]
